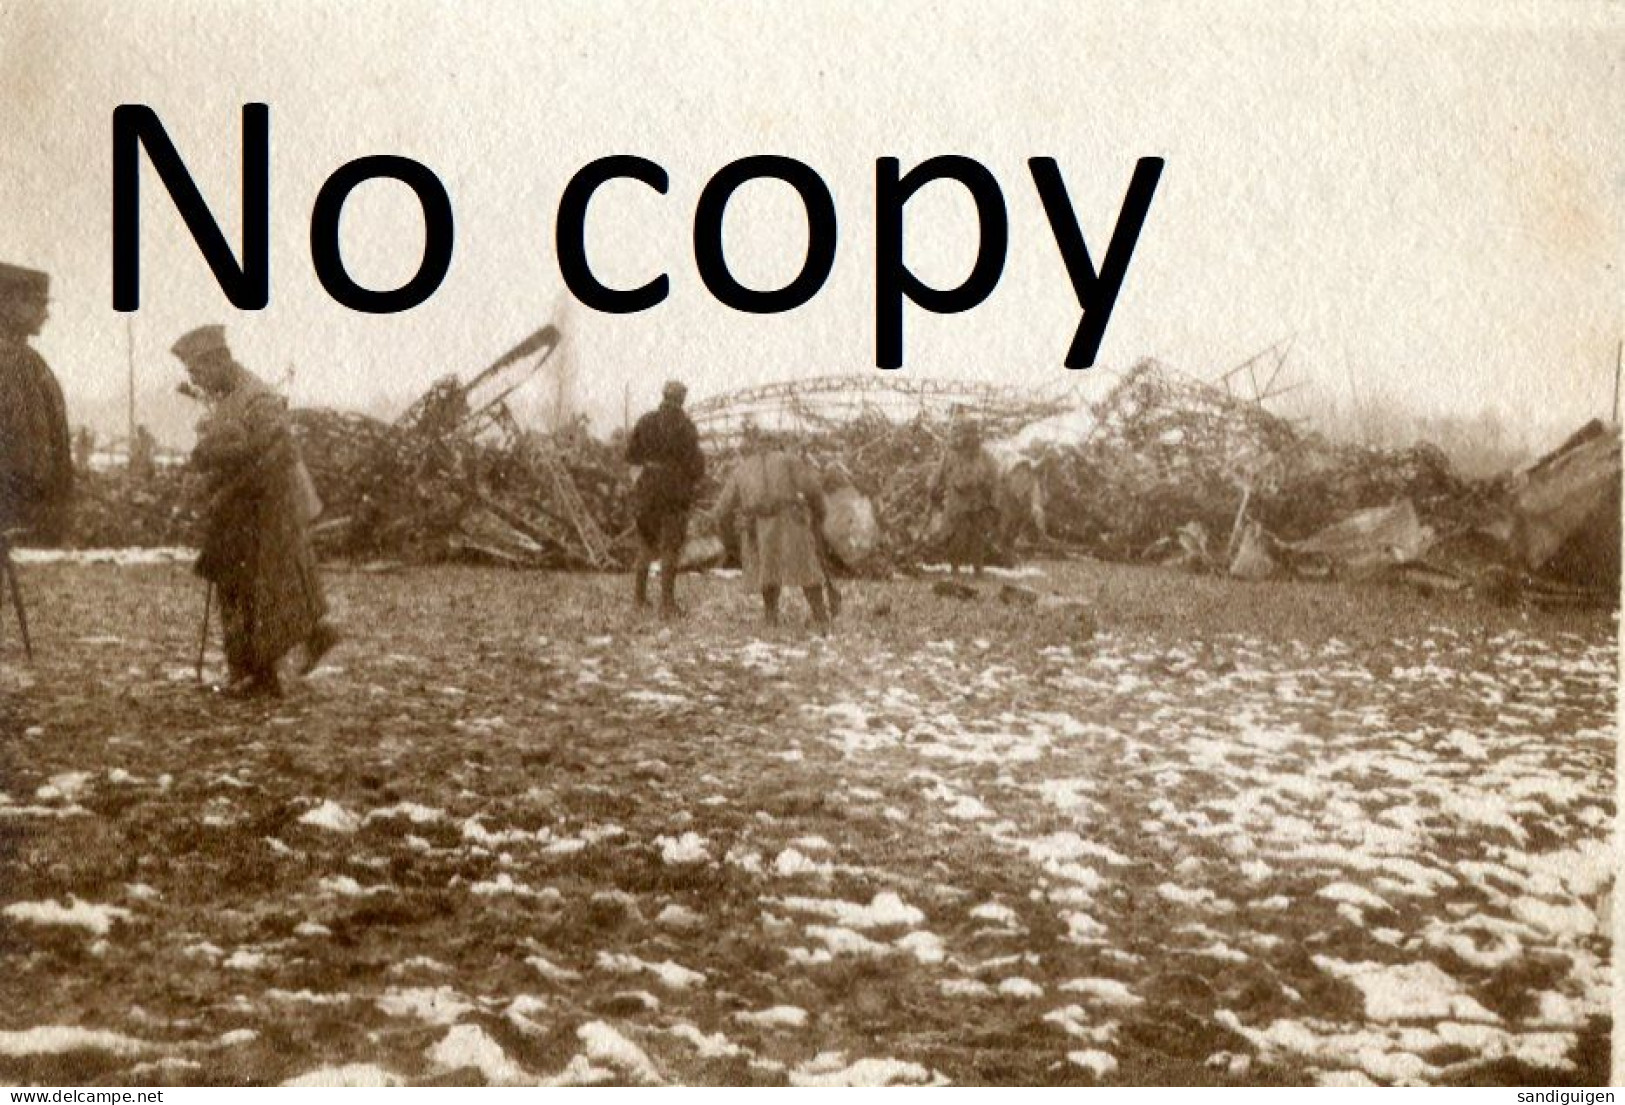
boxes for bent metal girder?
[395,324,563,441]
[690,374,1072,441]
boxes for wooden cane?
[195,582,213,682]
[1,538,31,660]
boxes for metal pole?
[1612,339,1621,426]
[126,316,136,466]
[1,538,31,660]
[195,583,213,682]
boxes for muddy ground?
[0,558,1615,1086]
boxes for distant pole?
[1613,338,1621,426]
[125,316,136,463]
[622,382,631,435]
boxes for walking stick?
[0,534,32,660]
[195,582,213,682]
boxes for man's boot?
[633,557,651,609]
[762,587,781,628]
[659,562,682,620]
[299,620,341,675]
[805,586,830,635]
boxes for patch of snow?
[1061,910,1107,942]
[656,903,705,930]
[896,930,946,964]
[316,874,381,897]
[575,1021,661,1084]
[772,847,833,877]
[1509,897,1595,939]
[1422,921,1523,970]
[365,802,446,824]
[1068,1049,1118,1077]
[778,891,923,929]
[656,832,711,865]
[14,546,196,566]
[970,901,1018,925]
[505,995,550,1036]
[998,977,1044,999]
[298,800,361,834]
[1317,882,1390,912]
[669,1023,746,1059]
[799,925,889,959]
[267,989,350,1005]
[735,1005,807,1029]
[461,816,546,847]
[34,772,93,801]
[527,953,582,981]
[283,1064,404,1087]
[789,1054,941,1087]
[376,986,474,1026]
[1157,883,1216,907]
[0,1026,153,1057]
[626,690,688,708]
[597,951,706,989]
[428,1024,533,1085]
[1059,978,1143,1008]
[3,897,132,935]
[470,873,561,901]
[1312,958,1498,1023]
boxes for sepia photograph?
[0,0,1619,1089]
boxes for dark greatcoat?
[0,336,73,540]
[626,403,705,544]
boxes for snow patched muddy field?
[0,561,1614,1085]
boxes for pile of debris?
[40,337,1618,607]
[63,466,201,549]
[1022,359,1483,561]
[294,326,629,569]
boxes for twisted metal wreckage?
[50,324,1623,607]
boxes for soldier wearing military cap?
[626,379,706,617]
[929,418,1001,578]
[173,325,336,696]
[0,263,73,544]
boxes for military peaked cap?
[171,324,230,362]
[0,262,49,298]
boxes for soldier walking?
[171,326,337,697]
[627,381,706,618]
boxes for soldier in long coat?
[172,326,336,697]
[626,381,706,617]
[929,420,1001,577]
[0,263,73,544]
[716,425,830,631]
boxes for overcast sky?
[2,0,1620,449]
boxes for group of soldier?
[2,258,1009,695]
[625,381,1006,633]
[626,380,840,631]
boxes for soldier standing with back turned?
[627,381,706,618]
